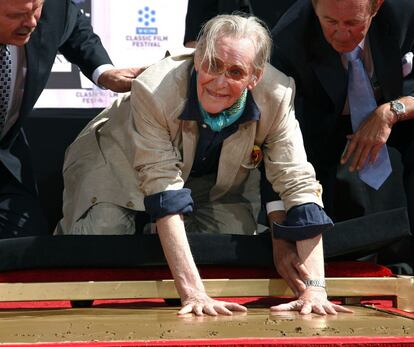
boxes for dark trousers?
[0,162,48,238]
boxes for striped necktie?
[0,45,12,135]
[344,46,392,190]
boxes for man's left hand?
[270,287,353,315]
[340,103,395,172]
[98,67,146,93]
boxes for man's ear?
[247,69,264,90]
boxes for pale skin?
[154,35,351,316]
[0,0,143,93]
[152,36,259,316]
[268,211,353,315]
[314,0,414,171]
[157,215,247,316]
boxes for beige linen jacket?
[60,54,323,232]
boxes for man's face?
[0,0,44,46]
[314,0,383,53]
[194,36,259,114]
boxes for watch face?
[394,102,404,112]
[392,101,405,114]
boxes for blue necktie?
[0,45,12,135]
[344,46,392,190]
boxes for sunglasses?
[200,57,251,81]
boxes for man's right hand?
[272,238,310,297]
[178,291,247,316]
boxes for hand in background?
[341,103,394,172]
[98,67,146,93]
[272,237,309,297]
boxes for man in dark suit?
[0,0,142,237]
[184,0,297,47]
[271,0,414,274]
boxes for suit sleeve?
[184,0,220,44]
[58,0,112,80]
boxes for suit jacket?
[60,54,323,231]
[0,0,112,192]
[184,0,297,44]
[271,0,414,169]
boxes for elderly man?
[57,15,352,316]
[0,0,143,237]
[271,0,414,272]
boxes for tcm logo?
[136,6,157,35]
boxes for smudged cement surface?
[0,306,412,343]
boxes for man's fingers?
[332,304,354,313]
[341,139,352,164]
[355,145,371,171]
[214,305,233,316]
[312,304,327,316]
[224,302,248,312]
[270,302,297,312]
[178,304,193,315]
[179,300,247,317]
[369,144,383,164]
[323,304,338,315]
[349,141,364,172]
[292,277,306,295]
[299,302,312,315]
[204,305,218,316]
[281,270,301,297]
[194,304,204,316]
[295,261,311,280]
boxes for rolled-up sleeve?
[144,188,194,220]
[272,203,333,241]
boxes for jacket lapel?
[21,28,41,119]
[181,120,199,182]
[210,122,256,200]
[310,28,348,115]
[369,17,402,101]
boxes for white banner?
[35,0,188,108]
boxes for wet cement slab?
[0,306,412,344]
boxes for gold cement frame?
[0,276,412,312]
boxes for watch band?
[303,279,326,288]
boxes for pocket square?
[241,145,263,169]
[402,52,413,77]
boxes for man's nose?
[334,27,351,41]
[22,13,38,29]
[214,72,228,87]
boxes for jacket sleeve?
[261,73,323,212]
[127,62,188,197]
[58,0,112,80]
